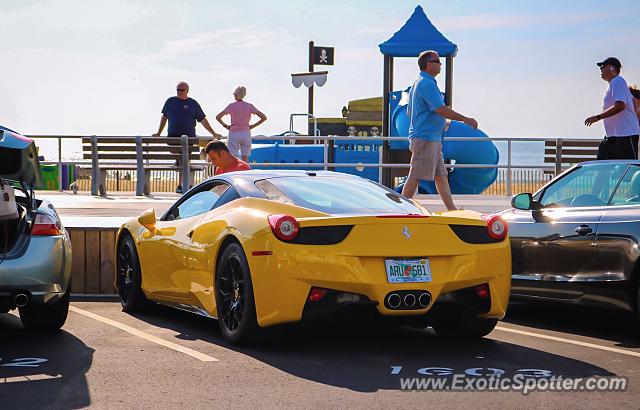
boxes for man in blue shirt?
[153,82,221,192]
[401,50,478,210]
[154,82,221,139]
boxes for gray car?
[0,129,72,330]
[502,160,640,316]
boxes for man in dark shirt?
[153,82,221,192]
[153,81,220,139]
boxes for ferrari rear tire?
[19,288,70,331]
[433,316,498,339]
[117,234,151,313]
[215,242,260,345]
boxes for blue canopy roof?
[379,6,458,57]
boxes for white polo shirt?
[603,75,640,137]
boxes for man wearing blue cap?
[585,57,640,159]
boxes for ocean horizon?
[495,138,604,167]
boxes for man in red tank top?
[204,140,252,175]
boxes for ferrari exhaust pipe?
[14,293,29,308]
[403,293,416,308]
[418,292,431,308]
[387,293,401,309]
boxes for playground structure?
[248,5,499,194]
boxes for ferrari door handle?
[187,230,194,239]
[575,225,593,236]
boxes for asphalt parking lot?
[1,300,639,409]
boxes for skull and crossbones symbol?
[320,49,328,63]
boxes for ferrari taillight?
[475,284,490,299]
[483,214,508,240]
[268,214,299,241]
[308,287,328,302]
[32,213,62,236]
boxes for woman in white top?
[216,86,267,162]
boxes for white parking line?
[0,374,62,384]
[495,325,640,359]
[69,306,219,362]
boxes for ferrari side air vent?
[288,225,353,245]
[449,225,505,244]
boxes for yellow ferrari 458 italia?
[115,170,511,344]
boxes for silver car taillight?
[32,213,62,236]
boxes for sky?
[1,0,639,159]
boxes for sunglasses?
[428,60,442,64]
[176,88,187,92]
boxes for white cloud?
[0,0,152,32]
[349,11,618,37]
[145,27,293,63]
[440,11,618,31]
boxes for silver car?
[0,129,72,330]
[503,160,640,315]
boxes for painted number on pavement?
[0,357,48,367]
[391,366,552,378]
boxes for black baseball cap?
[596,57,622,69]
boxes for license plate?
[385,258,432,283]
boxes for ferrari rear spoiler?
[298,213,486,227]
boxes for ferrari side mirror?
[138,208,157,232]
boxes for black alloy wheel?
[215,242,259,345]
[116,235,150,312]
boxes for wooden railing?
[27,134,602,196]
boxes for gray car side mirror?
[511,193,534,210]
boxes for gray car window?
[540,163,627,208]
[609,165,640,205]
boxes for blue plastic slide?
[390,92,499,194]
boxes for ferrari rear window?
[255,177,425,215]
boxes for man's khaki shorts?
[408,139,447,181]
